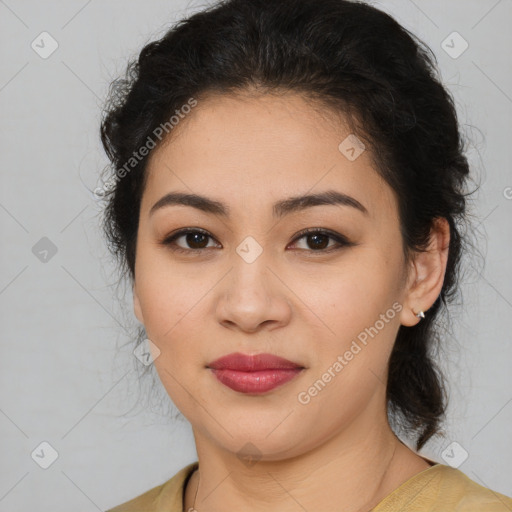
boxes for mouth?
[206,352,305,394]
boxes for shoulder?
[105,461,199,512]
[105,484,165,512]
[435,465,512,510]
[375,464,512,511]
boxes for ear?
[400,217,450,327]
[133,282,144,324]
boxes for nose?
[215,254,292,333]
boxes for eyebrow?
[149,190,369,218]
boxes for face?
[133,92,416,460]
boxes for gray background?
[1,0,511,510]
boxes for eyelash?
[159,227,355,255]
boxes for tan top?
[106,461,512,512]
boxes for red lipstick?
[207,352,304,394]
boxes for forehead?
[142,92,397,222]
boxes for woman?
[99,0,512,510]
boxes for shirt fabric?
[105,460,512,512]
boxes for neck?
[184,399,430,512]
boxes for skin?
[133,91,450,512]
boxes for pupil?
[187,233,207,248]
[309,234,328,250]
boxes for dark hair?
[99,0,478,451]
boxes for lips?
[207,352,305,394]
[207,352,304,371]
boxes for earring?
[414,309,425,319]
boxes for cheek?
[134,274,204,369]
[293,255,399,334]
[293,254,401,388]
[138,273,209,414]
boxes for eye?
[160,228,220,254]
[159,227,354,255]
[288,228,354,252]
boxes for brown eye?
[304,233,330,250]
[183,232,210,249]
[160,227,354,255]
[289,229,354,252]
[160,228,220,253]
